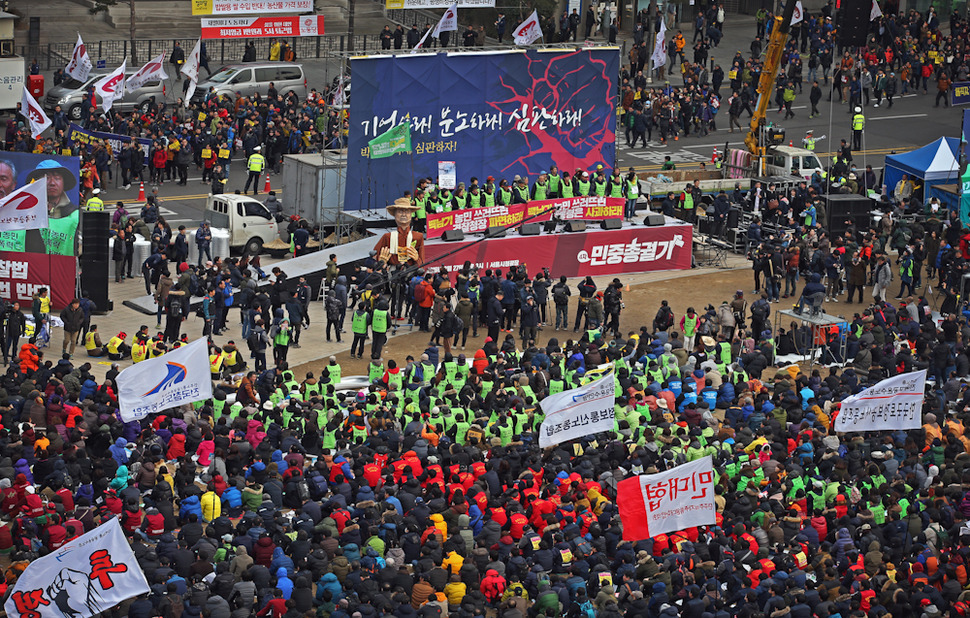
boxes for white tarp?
[834,369,926,432]
[539,372,615,448]
[4,518,149,618]
[117,338,212,422]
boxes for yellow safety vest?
[132,342,149,363]
[221,349,239,367]
[852,114,865,131]
[247,153,266,172]
[107,337,123,354]
[210,353,224,373]
[40,297,50,314]
[85,197,105,211]
[84,332,98,350]
[804,138,816,151]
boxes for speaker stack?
[838,0,871,48]
[825,194,871,239]
[80,211,111,312]
[519,223,541,236]
[565,220,587,233]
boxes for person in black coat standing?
[486,290,504,342]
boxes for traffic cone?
[789,140,793,146]
[263,175,271,193]
[137,182,145,201]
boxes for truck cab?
[764,146,824,181]
[204,194,278,255]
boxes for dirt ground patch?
[293,265,900,378]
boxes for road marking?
[868,114,927,120]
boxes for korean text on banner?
[192,0,314,15]
[368,121,412,159]
[4,517,150,618]
[616,456,716,542]
[67,123,152,165]
[0,179,48,231]
[833,369,926,432]
[201,15,324,38]
[953,82,970,106]
[117,338,212,422]
[426,197,624,238]
[538,372,615,448]
[387,0,493,8]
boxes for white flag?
[3,518,150,618]
[651,18,667,70]
[20,86,52,138]
[94,60,126,113]
[0,179,48,231]
[617,456,716,540]
[538,372,615,448]
[833,369,926,432]
[127,53,169,93]
[870,0,883,20]
[412,27,433,53]
[65,33,93,82]
[182,39,202,106]
[791,1,804,25]
[433,3,458,38]
[513,10,543,46]
[117,338,212,422]
[332,77,345,106]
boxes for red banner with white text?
[0,253,76,309]
[423,224,691,277]
[200,15,324,39]
[426,196,624,239]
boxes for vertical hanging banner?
[346,48,618,210]
[833,369,927,432]
[616,456,716,541]
[3,518,150,618]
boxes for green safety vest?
[443,361,457,382]
[440,190,452,203]
[550,379,564,395]
[85,197,105,211]
[499,188,512,204]
[372,309,388,334]
[453,194,467,209]
[593,180,607,196]
[388,370,403,391]
[248,153,265,171]
[609,182,623,198]
[533,182,547,200]
[414,196,427,219]
[514,186,529,202]
[627,180,639,198]
[548,174,561,193]
[648,367,665,383]
[352,424,367,443]
[430,198,445,213]
[304,382,321,399]
[368,363,384,382]
[352,311,369,335]
[328,363,342,384]
[804,138,816,151]
[274,327,290,346]
[561,181,574,198]
[852,114,865,130]
[468,193,482,208]
[683,314,698,336]
[483,192,495,207]
[719,342,732,365]
[576,180,590,195]
[683,193,694,210]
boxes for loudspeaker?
[486,225,506,238]
[80,212,111,311]
[600,218,622,230]
[441,229,465,242]
[838,1,870,47]
[565,220,586,233]
[643,214,666,226]
[825,194,871,238]
[542,219,558,233]
[519,223,541,236]
[726,207,740,230]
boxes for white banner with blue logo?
[538,371,615,448]
[117,338,212,422]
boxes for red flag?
[616,476,651,541]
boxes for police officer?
[802,130,817,151]
[851,107,865,151]
[84,188,105,212]
[243,146,266,195]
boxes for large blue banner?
[66,123,152,165]
[345,48,619,211]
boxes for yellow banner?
[218,148,231,159]
[191,0,213,15]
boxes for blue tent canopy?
[884,137,960,198]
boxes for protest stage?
[422,215,692,278]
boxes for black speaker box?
[542,219,558,233]
[486,225,506,238]
[519,223,541,236]
[600,218,622,230]
[643,214,666,226]
[726,208,740,230]
[565,220,587,232]
[441,229,465,242]
[81,212,110,311]
[838,1,871,47]
[825,194,871,239]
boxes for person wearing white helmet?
[851,106,865,151]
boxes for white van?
[204,194,279,255]
[763,146,825,181]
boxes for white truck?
[204,193,279,255]
[0,56,25,112]
[725,145,826,181]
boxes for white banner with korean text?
[539,371,615,448]
[833,369,926,432]
[117,338,212,422]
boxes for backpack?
[573,537,593,558]
[169,299,182,319]
[247,331,260,352]
[296,479,310,502]
[752,302,768,321]
[454,316,464,334]
[553,285,569,306]
[578,599,596,618]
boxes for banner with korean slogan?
[616,456,716,542]
[4,517,149,618]
[368,121,412,159]
[538,372,615,448]
[117,338,212,422]
[833,369,926,432]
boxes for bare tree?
[89,0,138,64]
